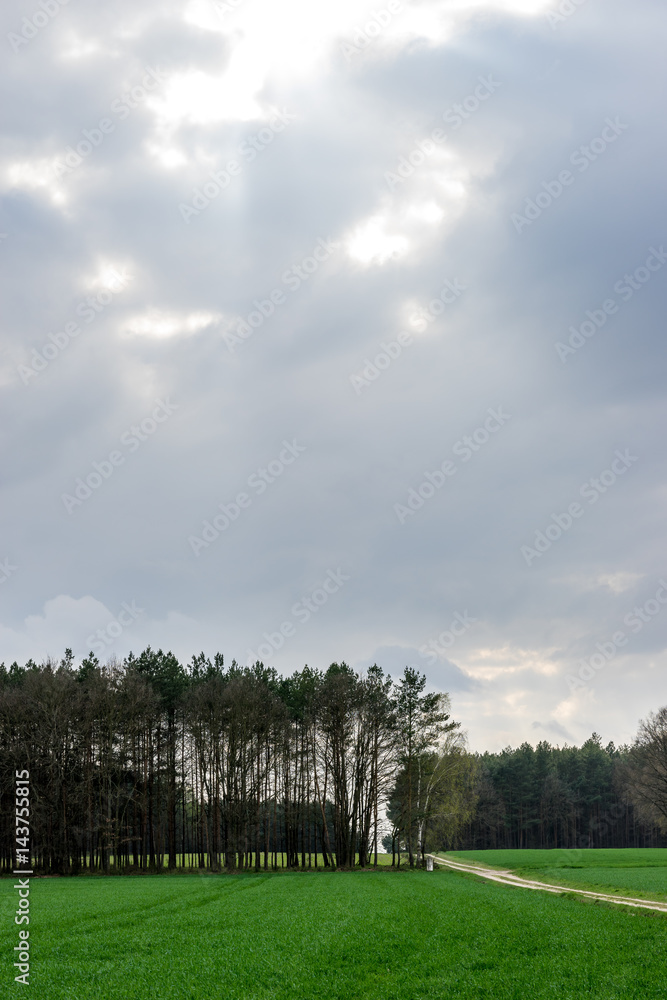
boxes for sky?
[1,0,665,752]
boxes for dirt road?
[427,854,667,914]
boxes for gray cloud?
[1,0,665,752]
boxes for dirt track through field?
[427,855,667,914]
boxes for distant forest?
[462,735,667,851]
[1,649,665,875]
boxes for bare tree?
[620,707,667,831]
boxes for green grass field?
[444,848,667,901]
[2,854,667,999]
[55,852,397,872]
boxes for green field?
[445,848,667,901]
[2,857,667,999]
[40,853,396,872]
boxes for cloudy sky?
[1,0,665,751]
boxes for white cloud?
[121,309,223,339]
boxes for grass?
[9,852,396,873]
[446,848,667,869]
[443,848,667,901]
[1,859,666,999]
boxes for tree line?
[1,648,665,874]
[0,650,462,874]
[459,731,667,851]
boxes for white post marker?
[426,857,434,871]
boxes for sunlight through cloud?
[121,309,223,339]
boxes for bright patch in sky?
[87,261,135,293]
[5,160,67,206]
[59,34,102,60]
[173,0,552,128]
[149,67,264,126]
[146,138,189,169]
[405,201,446,224]
[121,310,223,339]
[347,215,411,265]
[462,646,560,680]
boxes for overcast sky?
[1,0,665,751]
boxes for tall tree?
[131,648,188,868]
[393,667,456,867]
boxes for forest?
[461,735,667,851]
[1,648,665,875]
